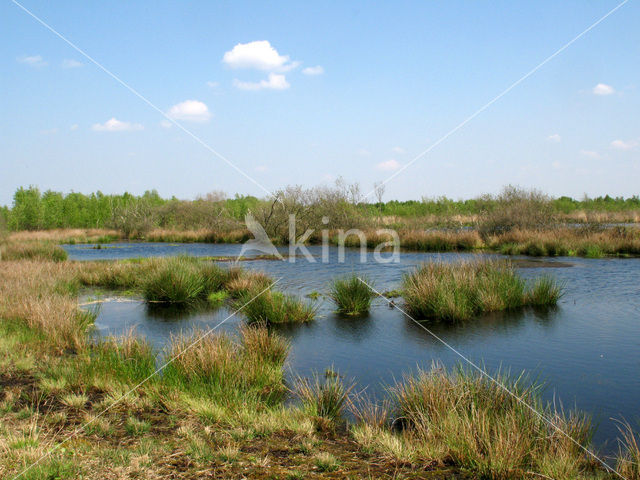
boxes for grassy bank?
[0,252,638,478]
[402,259,563,321]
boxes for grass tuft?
[402,258,563,321]
[237,290,316,325]
[294,372,354,424]
[329,274,374,315]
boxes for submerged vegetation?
[402,258,563,321]
[329,274,374,315]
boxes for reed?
[329,274,374,315]
[402,258,562,321]
[616,419,640,480]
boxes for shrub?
[329,274,374,315]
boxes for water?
[66,242,640,452]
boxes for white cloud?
[223,41,297,71]
[547,134,561,143]
[254,165,268,172]
[160,120,172,129]
[580,150,600,159]
[392,146,406,154]
[70,124,79,131]
[302,65,324,76]
[592,83,615,95]
[357,148,371,156]
[167,100,211,122]
[552,161,562,170]
[40,128,58,135]
[206,81,219,88]
[234,73,290,91]
[18,55,47,67]
[376,159,401,171]
[61,59,82,68]
[611,139,638,151]
[92,118,144,132]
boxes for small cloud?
[547,134,561,143]
[391,146,406,154]
[206,81,219,88]
[234,73,290,91]
[160,120,173,129]
[611,139,638,151]
[61,59,82,68]
[592,83,615,95]
[18,55,47,67]
[302,65,324,76]
[357,148,371,156]
[376,159,401,171]
[40,128,58,135]
[580,150,600,159]
[167,100,211,122]
[70,124,79,131]
[254,165,268,172]
[223,40,297,71]
[92,118,144,132]
[552,161,562,170]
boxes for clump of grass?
[527,276,564,306]
[125,416,151,436]
[386,364,594,479]
[616,419,640,479]
[207,290,229,307]
[89,330,156,383]
[294,372,354,424]
[61,393,89,409]
[237,290,316,325]
[142,256,206,303]
[313,452,340,472]
[225,269,272,297]
[329,274,374,315]
[163,326,287,405]
[402,258,562,321]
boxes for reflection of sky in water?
[68,243,640,453]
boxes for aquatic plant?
[329,274,374,315]
[236,290,316,324]
[0,241,68,262]
[142,257,207,303]
[402,258,562,321]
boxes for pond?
[65,242,640,453]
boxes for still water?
[65,242,640,452]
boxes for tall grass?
[385,365,596,479]
[142,256,231,304]
[329,274,374,315]
[616,419,640,480]
[294,372,354,424]
[236,290,316,324]
[402,259,563,321]
[0,242,68,262]
[163,325,288,406]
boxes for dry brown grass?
[0,260,89,351]
[7,228,119,244]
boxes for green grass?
[207,290,229,306]
[236,289,316,325]
[402,258,563,321]
[329,274,374,316]
[387,365,595,479]
[294,372,353,424]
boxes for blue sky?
[1,0,639,206]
